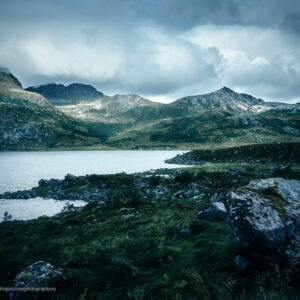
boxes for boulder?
[234,255,251,270]
[225,178,300,265]
[38,179,48,187]
[197,202,227,221]
[9,261,64,300]
[179,227,192,235]
[120,214,134,222]
[64,174,77,182]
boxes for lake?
[0,150,186,221]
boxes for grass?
[170,142,300,164]
[1,193,299,299]
[0,143,300,299]
[1,162,300,299]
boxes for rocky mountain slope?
[26,83,104,106]
[0,67,51,107]
[170,87,295,113]
[0,67,299,150]
[58,94,162,122]
[55,84,299,148]
[0,68,104,150]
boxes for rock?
[197,202,227,221]
[234,255,251,270]
[119,207,135,213]
[179,227,192,235]
[174,190,185,199]
[38,179,48,187]
[9,261,64,300]
[120,214,134,221]
[225,178,300,265]
[210,190,225,203]
[64,174,77,182]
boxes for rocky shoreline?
[0,171,205,204]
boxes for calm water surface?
[0,150,186,193]
[0,198,86,221]
[0,151,186,220]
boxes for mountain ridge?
[0,69,104,150]
[0,67,299,150]
[26,83,104,106]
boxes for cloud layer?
[0,0,299,102]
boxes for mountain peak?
[0,67,11,75]
[0,67,22,89]
[26,82,104,106]
[217,87,235,94]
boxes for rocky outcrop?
[225,178,300,265]
[197,202,227,221]
[165,152,198,165]
[0,172,207,205]
[9,261,64,300]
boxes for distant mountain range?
[0,67,299,150]
[26,83,104,106]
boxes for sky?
[0,0,300,103]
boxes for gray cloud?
[0,0,300,102]
[281,11,300,34]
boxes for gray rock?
[120,214,134,221]
[179,227,192,235]
[225,178,300,265]
[174,190,185,199]
[197,202,227,221]
[210,191,225,203]
[234,255,251,270]
[64,174,77,182]
[9,261,63,300]
[38,179,48,187]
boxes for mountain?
[26,83,104,105]
[0,68,103,150]
[104,89,299,148]
[0,67,51,107]
[170,87,294,114]
[57,94,167,123]
[0,67,299,150]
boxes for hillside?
[55,84,299,149]
[1,143,300,299]
[0,68,105,150]
[165,142,300,165]
[58,94,162,122]
[0,67,299,150]
[170,87,296,114]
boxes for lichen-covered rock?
[225,178,300,265]
[9,261,64,300]
[197,202,227,221]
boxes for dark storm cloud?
[0,0,300,102]
[281,11,300,34]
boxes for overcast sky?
[0,0,300,103]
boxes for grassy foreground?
[0,145,300,299]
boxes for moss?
[20,272,32,282]
[0,158,299,299]
[260,186,286,218]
